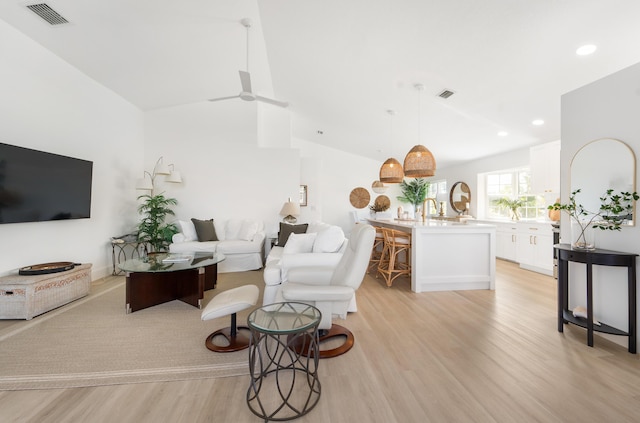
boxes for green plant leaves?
[396,178,430,208]
[137,194,179,252]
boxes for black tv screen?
[0,143,93,224]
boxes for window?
[485,168,545,219]
[425,180,446,215]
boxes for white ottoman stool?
[201,284,259,352]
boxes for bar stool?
[377,228,411,287]
[367,226,385,275]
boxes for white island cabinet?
[366,219,496,293]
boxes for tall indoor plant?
[548,188,638,249]
[137,193,179,252]
[397,178,429,214]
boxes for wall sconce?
[135,156,182,195]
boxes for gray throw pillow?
[191,218,218,242]
[277,222,308,247]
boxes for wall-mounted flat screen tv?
[0,143,93,224]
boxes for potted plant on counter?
[493,197,524,221]
[137,193,179,253]
[397,178,429,217]
[548,188,638,250]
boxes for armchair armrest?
[251,231,266,244]
[282,283,354,302]
[287,266,334,285]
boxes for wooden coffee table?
[119,252,225,313]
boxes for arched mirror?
[449,181,471,214]
[570,138,636,226]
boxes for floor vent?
[438,89,455,99]
[26,3,69,25]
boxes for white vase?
[571,220,595,250]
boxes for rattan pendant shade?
[379,158,404,184]
[403,145,436,177]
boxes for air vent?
[437,89,455,99]
[26,3,69,25]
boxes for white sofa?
[262,222,348,305]
[169,218,265,273]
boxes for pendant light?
[403,84,436,178]
[379,109,404,184]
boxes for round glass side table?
[246,302,322,421]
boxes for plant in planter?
[493,197,524,221]
[137,193,179,252]
[548,189,639,249]
[369,202,389,213]
[397,178,429,214]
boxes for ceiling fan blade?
[239,70,252,93]
[208,95,240,103]
[256,95,289,108]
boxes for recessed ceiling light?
[497,131,508,137]
[576,44,597,56]
[532,119,544,126]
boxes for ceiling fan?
[209,18,289,108]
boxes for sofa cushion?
[170,240,218,254]
[307,221,332,234]
[191,218,218,242]
[278,223,308,247]
[217,239,262,254]
[283,233,317,254]
[225,219,242,240]
[237,220,259,241]
[178,220,198,242]
[312,226,345,253]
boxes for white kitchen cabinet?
[530,140,560,195]
[495,222,518,262]
[516,223,553,275]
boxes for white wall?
[143,101,300,237]
[293,137,386,235]
[0,19,144,278]
[561,61,640,347]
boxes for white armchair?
[276,223,375,358]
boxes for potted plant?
[548,188,638,249]
[397,178,429,215]
[493,197,524,221]
[369,201,390,215]
[137,193,179,252]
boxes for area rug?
[0,271,264,390]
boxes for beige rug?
[0,270,264,390]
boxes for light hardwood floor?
[2,260,640,423]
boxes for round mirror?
[449,181,471,214]
[570,138,636,226]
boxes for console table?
[555,244,638,353]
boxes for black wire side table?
[111,238,148,275]
[246,302,321,422]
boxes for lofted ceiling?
[2,0,640,169]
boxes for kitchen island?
[367,218,496,293]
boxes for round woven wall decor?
[349,187,370,209]
[374,195,391,211]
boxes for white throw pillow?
[225,219,242,240]
[283,233,317,254]
[237,220,259,241]
[312,226,345,253]
[179,220,198,242]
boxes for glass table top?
[248,302,321,334]
[118,252,225,273]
